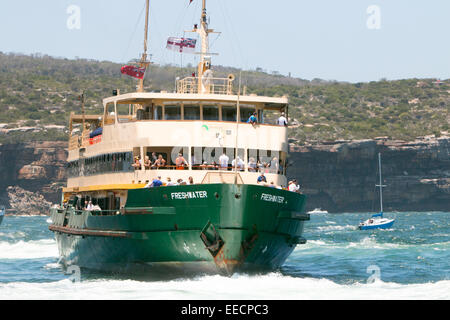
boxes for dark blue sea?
[0,212,449,299]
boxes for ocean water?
[0,212,449,300]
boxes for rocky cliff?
[0,141,66,214]
[0,138,448,214]
[288,136,449,212]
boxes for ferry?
[49,0,309,276]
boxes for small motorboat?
[358,153,395,230]
[307,208,328,214]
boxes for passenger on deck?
[188,176,194,185]
[219,153,229,170]
[145,176,163,188]
[85,201,94,210]
[248,157,257,172]
[256,160,264,172]
[257,173,267,184]
[152,154,166,169]
[166,177,176,186]
[247,112,257,126]
[151,152,158,164]
[288,179,300,193]
[175,153,188,170]
[132,156,141,170]
[143,156,151,170]
[177,178,187,186]
[200,161,208,170]
[231,156,244,171]
[277,112,288,126]
[269,157,279,174]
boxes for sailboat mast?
[138,0,150,93]
[378,152,383,213]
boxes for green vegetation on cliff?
[0,52,448,144]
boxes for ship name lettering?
[171,191,208,200]
[261,193,284,203]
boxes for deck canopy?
[69,113,103,132]
[103,92,288,111]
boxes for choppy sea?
[0,212,449,300]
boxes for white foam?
[0,239,58,259]
[0,274,448,300]
[316,225,356,232]
[295,237,450,252]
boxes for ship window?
[222,106,236,122]
[184,105,200,120]
[192,147,243,170]
[164,105,181,120]
[258,109,264,124]
[203,105,219,121]
[117,104,131,122]
[105,103,116,124]
[239,105,256,123]
[248,149,281,174]
[152,105,162,120]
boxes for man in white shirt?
[288,179,300,193]
[86,201,94,211]
[277,112,288,126]
[166,177,176,186]
[231,156,244,171]
[219,152,229,170]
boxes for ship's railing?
[68,135,79,150]
[80,130,91,148]
[176,76,234,95]
[68,130,103,151]
[73,209,120,216]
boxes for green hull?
[49,184,308,276]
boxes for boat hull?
[49,184,308,276]
[358,219,395,230]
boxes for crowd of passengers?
[141,173,301,193]
[132,152,283,174]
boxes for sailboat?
[358,153,395,230]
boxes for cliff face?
[0,138,448,214]
[0,141,66,214]
[288,137,450,213]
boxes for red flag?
[120,65,146,79]
[166,37,197,53]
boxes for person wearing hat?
[288,179,300,192]
[277,112,288,126]
[132,156,141,170]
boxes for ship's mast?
[196,0,211,92]
[138,0,151,92]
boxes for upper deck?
[66,76,290,192]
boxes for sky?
[0,0,449,82]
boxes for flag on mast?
[120,65,146,79]
[166,37,197,54]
